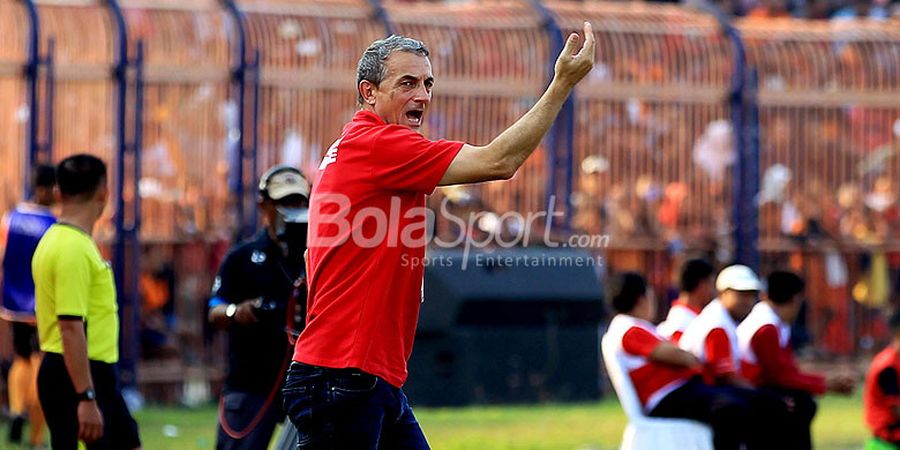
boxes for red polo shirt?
[294,110,463,388]
[865,346,900,442]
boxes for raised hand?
[554,21,596,88]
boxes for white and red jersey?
[605,314,699,412]
[657,300,702,344]
[737,301,825,394]
[679,299,742,383]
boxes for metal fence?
[1,0,899,386]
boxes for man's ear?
[359,80,377,106]
[97,185,109,203]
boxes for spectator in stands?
[832,0,891,19]
[864,310,900,449]
[605,271,757,450]
[658,258,716,343]
[745,0,792,17]
[1,164,56,447]
[208,165,310,450]
[738,270,855,450]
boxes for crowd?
[706,0,900,19]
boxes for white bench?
[601,333,713,450]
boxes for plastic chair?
[601,333,714,450]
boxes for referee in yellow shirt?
[32,154,141,450]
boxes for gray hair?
[356,35,429,105]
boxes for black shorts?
[37,353,141,450]
[11,321,39,358]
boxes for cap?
[259,165,310,201]
[716,264,762,292]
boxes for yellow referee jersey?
[32,224,119,363]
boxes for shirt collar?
[353,109,386,126]
[674,299,702,315]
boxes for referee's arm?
[59,317,104,443]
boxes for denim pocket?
[331,371,379,395]
[283,363,328,395]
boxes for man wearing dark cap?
[208,165,310,450]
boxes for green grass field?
[1,394,870,449]
[131,394,873,449]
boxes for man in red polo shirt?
[282,25,596,449]
[738,270,854,450]
[865,310,900,448]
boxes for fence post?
[366,0,394,36]
[250,49,261,225]
[689,2,760,270]
[724,26,760,271]
[42,38,54,166]
[738,67,760,271]
[529,0,574,232]
[21,0,54,196]
[106,0,142,392]
[221,0,257,242]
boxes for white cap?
[260,168,310,201]
[716,264,762,292]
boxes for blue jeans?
[282,362,429,450]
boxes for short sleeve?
[368,125,463,194]
[53,246,92,317]
[705,328,736,376]
[211,250,244,302]
[622,327,663,357]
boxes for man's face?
[261,194,309,238]
[364,51,433,132]
[781,294,804,324]
[700,277,716,304]
[721,289,758,322]
[34,186,55,207]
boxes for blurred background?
[0,0,898,448]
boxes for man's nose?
[413,84,431,102]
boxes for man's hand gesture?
[554,21,596,88]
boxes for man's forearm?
[59,320,94,392]
[486,79,571,175]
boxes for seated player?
[658,258,715,344]
[738,270,854,450]
[680,264,761,388]
[604,271,752,450]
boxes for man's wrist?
[549,76,577,92]
[225,303,237,321]
[76,387,96,402]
